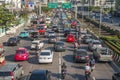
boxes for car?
[93,47,113,62]
[66,34,75,42]
[46,17,51,24]
[54,41,66,52]
[14,47,29,61]
[63,27,70,32]
[37,50,54,63]
[7,36,20,46]
[64,30,71,37]
[48,36,57,43]
[47,31,55,38]
[80,31,87,39]
[27,69,51,80]
[88,39,102,51]
[71,21,77,28]
[31,40,44,50]
[82,34,93,44]
[52,25,58,32]
[112,72,120,80]
[0,63,24,80]
[37,26,46,35]
[19,31,29,38]
[29,30,39,40]
[74,49,90,62]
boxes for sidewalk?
[0,20,30,44]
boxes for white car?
[38,50,54,63]
[46,18,51,24]
[31,40,44,50]
[46,31,55,38]
[88,39,102,51]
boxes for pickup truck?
[93,47,113,62]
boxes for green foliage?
[41,6,52,13]
[105,41,120,54]
[89,6,100,11]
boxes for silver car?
[0,63,24,80]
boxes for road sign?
[62,3,72,8]
[48,2,58,8]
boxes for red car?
[37,26,46,35]
[14,48,29,61]
[71,21,77,28]
[66,34,75,42]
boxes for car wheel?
[112,76,115,80]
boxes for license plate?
[81,57,85,59]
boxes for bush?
[105,41,120,54]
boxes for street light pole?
[75,0,77,19]
[88,0,90,17]
[82,0,84,27]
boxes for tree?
[41,6,52,13]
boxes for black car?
[112,72,120,80]
[54,41,66,52]
[64,30,71,37]
[48,36,57,43]
[52,26,58,32]
[27,70,51,80]
[29,30,39,40]
[7,36,20,46]
[74,49,90,63]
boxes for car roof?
[76,49,87,52]
[32,40,40,43]
[32,69,47,75]
[17,47,26,50]
[92,39,100,42]
[41,50,51,53]
[0,63,18,72]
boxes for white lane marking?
[58,23,62,80]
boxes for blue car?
[19,31,29,38]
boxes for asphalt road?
[3,11,116,80]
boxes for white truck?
[93,47,113,62]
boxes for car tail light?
[75,56,80,59]
[85,56,89,59]
[10,72,14,80]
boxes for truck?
[93,47,113,62]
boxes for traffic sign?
[48,2,58,8]
[62,3,72,8]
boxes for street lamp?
[75,0,77,19]
[82,0,84,27]
[99,0,106,37]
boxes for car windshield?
[76,51,87,56]
[39,21,45,24]
[56,42,64,45]
[20,32,26,34]
[40,52,50,55]
[29,74,45,80]
[93,41,101,44]
[49,32,54,34]
[9,38,16,41]
[49,36,55,38]
[38,27,44,30]
[98,48,110,55]
[0,72,11,76]
[33,21,37,24]
[16,50,25,54]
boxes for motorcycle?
[61,69,67,79]
[90,64,95,72]
[85,70,91,80]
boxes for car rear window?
[76,51,87,55]
[16,50,25,54]
[56,42,64,45]
[40,52,50,55]
[93,41,101,44]
[29,74,45,80]
[0,72,11,76]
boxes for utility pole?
[75,0,77,19]
[82,0,84,27]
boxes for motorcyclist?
[85,63,91,80]
[89,57,95,72]
[61,62,67,79]
[73,41,79,49]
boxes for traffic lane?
[58,27,86,80]
[60,26,115,80]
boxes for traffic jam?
[0,9,119,80]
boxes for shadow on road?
[62,54,74,63]
[5,54,14,62]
